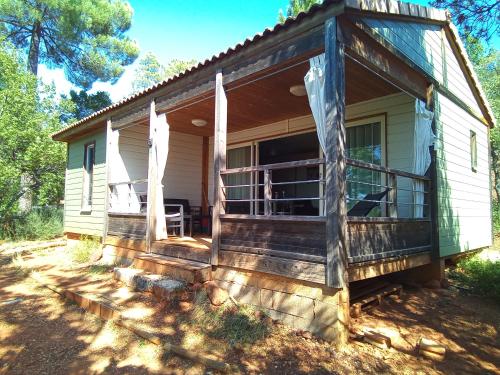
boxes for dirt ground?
[0,243,499,374]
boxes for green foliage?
[191,291,270,346]
[430,0,499,42]
[0,44,66,221]
[0,0,139,88]
[278,0,322,23]
[0,207,63,240]
[60,90,112,123]
[71,236,100,264]
[450,253,500,303]
[465,38,500,207]
[492,201,500,234]
[132,52,197,92]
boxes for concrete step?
[133,254,212,284]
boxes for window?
[82,142,95,212]
[346,117,385,215]
[470,130,477,172]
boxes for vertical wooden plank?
[388,173,398,218]
[429,88,440,259]
[264,169,272,215]
[325,17,348,289]
[201,136,209,215]
[102,118,113,241]
[211,71,227,266]
[146,100,158,253]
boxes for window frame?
[470,130,477,173]
[81,141,96,213]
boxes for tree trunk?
[27,21,42,75]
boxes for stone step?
[151,243,211,264]
[133,254,212,284]
[113,267,187,301]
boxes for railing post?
[211,70,227,266]
[264,169,272,216]
[388,173,398,218]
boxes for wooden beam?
[211,71,227,266]
[340,17,428,101]
[145,100,158,253]
[324,17,348,289]
[218,250,326,285]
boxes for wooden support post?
[429,87,440,259]
[388,173,398,218]
[211,71,227,266]
[146,100,158,253]
[324,17,348,290]
[103,118,114,241]
[201,136,209,216]
[264,169,272,216]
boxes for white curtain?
[412,99,435,218]
[154,114,170,240]
[304,53,327,155]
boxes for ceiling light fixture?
[191,119,207,127]
[289,84,307,97]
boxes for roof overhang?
[52,0,494,142]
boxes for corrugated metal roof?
[51,0,494,140]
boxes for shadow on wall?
[434,95,461,257]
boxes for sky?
[41,0,290,102]
[39,0,496,103]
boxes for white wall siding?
[64,130,107,236]
[435,92,492,256]
[162,131,203,206]
[110,125,203,208]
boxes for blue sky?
[39,0,493,102]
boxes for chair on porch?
[347,189,390,217]
[164,199,202,237]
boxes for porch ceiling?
[137,58,399,137]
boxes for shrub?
[451,254,500,303]
[492,200,500,235]
[190,291,270,346]
[0,206,63,240]
[71,236,100,264]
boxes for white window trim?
[81,142,95,214]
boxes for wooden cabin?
[52,0,495,344]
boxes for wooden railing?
[108,179,148,214]
[219,157,431,219]
[220,158,325,218]
[345,158,431,219]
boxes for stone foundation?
[213,266,349,345]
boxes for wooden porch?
[102,13,438,289]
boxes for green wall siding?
[435,92,492,256]
[362,18,482,114]
[64,130,107,236]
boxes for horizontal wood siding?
[363,18,482,114]
[107,214,147,238]
[64,130,106,236]
[435,92,492,256]
[163,131,203,206]
[347,220,431,263]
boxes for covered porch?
[104,15,436,288]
